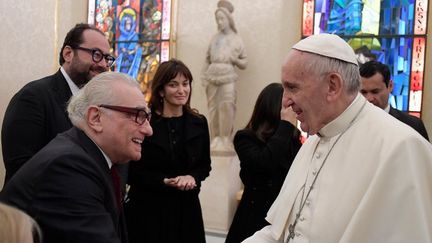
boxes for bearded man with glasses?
[0,72,153,243]
[2,23,115,185]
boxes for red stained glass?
[302,0,314,36]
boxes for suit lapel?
[49,70,73,127]
[66,128,121,225]
[389,107,401,119]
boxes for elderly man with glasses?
[0,72,153,243]
[2,23,115,185]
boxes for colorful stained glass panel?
[89,0,173,99]
[303,0,428,115]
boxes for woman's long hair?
[149,58,200,117]
[245,83,290,141]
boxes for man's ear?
[388,79,394,93]
[87,106,103,133]
[326,72,343,102]
[62,46,74,63]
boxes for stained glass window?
[88,0,173,100]
[302,0,428,117]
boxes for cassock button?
[300,217,305,221]
[315,153,321,159]
[312,171,317,176]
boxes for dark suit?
[1,70,73,184]
[0,127,127,243]
[125,112,211,243]
[389,107,429,141]
[226,121,302,243]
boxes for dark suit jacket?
[225,121,302,243]
[1,70,73,184]
[389,107,429,141]
[0,127,127,243]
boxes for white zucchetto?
[292,33,358,66]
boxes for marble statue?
[203,0,248,151]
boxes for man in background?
[1,23,114,185]
[243,34,432,242]
[360,60,429,140]
[0,72,153,243]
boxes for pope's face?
[281,50,329,135]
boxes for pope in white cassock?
[242,34,432,243]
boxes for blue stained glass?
[91,0,172,99]
[408,3,414,20]
[397,56,404,70]
[399,18,406,34]
[402,90,409,110]
[327,0,362,35]
[302,0,427,113]
[408,3,414,33]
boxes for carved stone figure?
[203,0,247,151]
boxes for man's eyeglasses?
[73,46,116,67]
[99,104,151,125]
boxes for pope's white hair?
[302,52,360,94]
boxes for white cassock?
[243,94,432,243]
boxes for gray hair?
[303,52,360,94]
[67,72,140,128]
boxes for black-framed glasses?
[73,46,116,67]
[99,104,151,125]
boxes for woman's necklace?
[286,100,366,242]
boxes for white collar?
[318,93,367,138]
[97,144,113,169]
[60,66,80,96]
[384,104,390,113]
[87,136,113,169]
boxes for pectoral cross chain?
[287,222,296,241]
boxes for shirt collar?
[97,144,113,169]
[384,104,390,113]
[87,136,113,169]
[60,66,80,95]
[318,93,367,138]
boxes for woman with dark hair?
[225,83,302,243]
[125,59,211,243]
